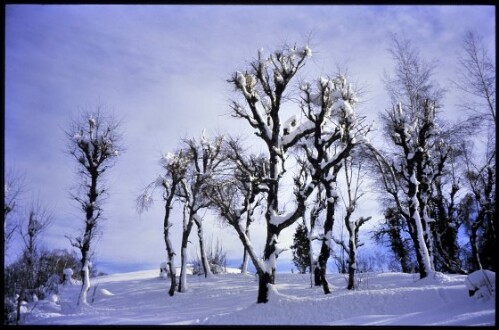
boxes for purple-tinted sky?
[4,5,495,273]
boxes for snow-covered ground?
[22,268,495,325]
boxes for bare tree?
[461,141,495,271]
[428,141,466,274]
[137,149,189,296]
[13,199,52,324]
[453,31,496,272]
[219,139,265,275]
[18,200,53,292]
[4,168,25,250]
[65,109,122,305]
[337,156,372,290]
[455,31,496,130]
[205,137,269,282]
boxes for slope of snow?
[22,269,495,325]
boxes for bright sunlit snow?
[20,268,495,325]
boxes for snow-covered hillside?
[22,269,495,325]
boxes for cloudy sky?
[5,5,495,273]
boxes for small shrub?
[190,238,228,275]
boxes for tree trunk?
[256,223,279,303]
[257,271,273,304]
[241,248,249,275]
[347,250,356,290]
[194,216,212,278]
[16,289,26,325]
[178,206,194,292]
[346,225,355,290]
[407,164,434,279]
[241,213,252,274]
[470,211,484,271]
[316,243,331,293]
[386,215,411,273]
[316,192,337,294]
[77,170,98,305]
[313,264,322,286]
[78,261,91,306]
[163,199,177,296]
[309,203,321,286]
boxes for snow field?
[22,270,495,325]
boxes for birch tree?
[454,31,496,272]
[455,31,496,129]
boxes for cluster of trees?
[290,33,495,285]
[366,33,495,278]
[3,31,495,312]
[135,32,495,304]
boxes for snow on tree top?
[161,152,176,165]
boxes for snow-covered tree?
[206,137,268,279]
[335,156,372,290]
[65,109,122,305]
[228,44,318,303]
[137,149,190,296]
[305,184,327,286]
[295,74,372,294]
[175,133,225,290]
[367,37,448,279]
[368,101,442,279]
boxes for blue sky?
[4,5,495,274]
